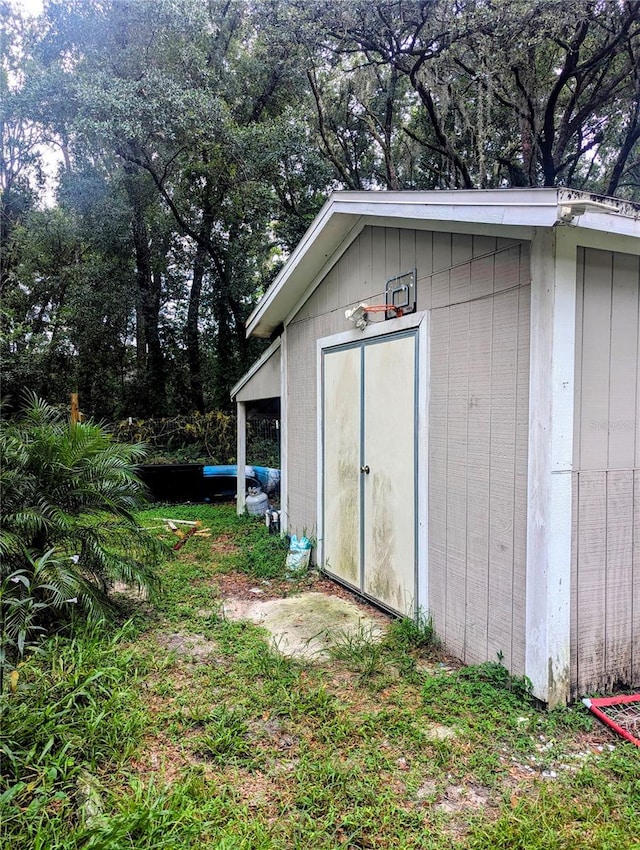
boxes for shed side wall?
[572,248,640,697]
[286,226,530,674]
[428,243,531,675]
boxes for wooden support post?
[236,400,247,515]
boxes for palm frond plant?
[0,393,165,680]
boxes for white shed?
[233,188,640,706]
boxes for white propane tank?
[246,487,269,516]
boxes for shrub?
[0,394,165,679]
[111,412,279,467]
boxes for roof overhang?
[247,188,640,338]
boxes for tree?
[20,0,328,412]
[300,0,640,196]
[6,0,638,424]
[0,4,47,289]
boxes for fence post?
[71,393,80,425]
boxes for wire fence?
[112,413,279,467]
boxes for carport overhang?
[231,338,281,515]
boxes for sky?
[15,0,44,15]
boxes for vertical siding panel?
[431,271,451,308]
[605,471,634,687]
[400,228,416,276]
[512,285,530,676]
[350,237,369,306]
[450,257,471,305]
[573,249,585,470]
[464,297,493,663]
[487,289,519,669]
[470,255,495,299]
[580,249,613,469]
[572,249,640,695]
[286,320,318,536]
[571,472,579,697]
[429,309,449,635]
[358,226,374,301]
[325,265,339,315]
[432,233,452,307]
[472,234,497,259]
[344,238,361,307]
[576,471,607,693]
[608,253,638,468]
[371,226,386,301]
[445,303,469,656]
[633,471,640,685]
[416,230,433,310]
[385,228,401,281]
[452,233,473,266]
[433,231,452,273]
[519,242,531,284]
[294,284,318,322]
[494,244,522,293]
[317,258,330,316]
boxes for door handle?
[360,465,370,474]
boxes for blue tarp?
[203,464,280,494]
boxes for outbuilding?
[232,188,640,706]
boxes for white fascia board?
[230,336,281,400]
[329,196,559,228]
[570,216,640,249]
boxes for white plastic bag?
[285,534,312,573]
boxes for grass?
[2,503,639,849]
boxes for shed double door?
[321,331,417,615]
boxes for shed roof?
[247,187,640,338]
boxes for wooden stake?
[172,525,199,551]
[71,392,80,425]
[160,519,199,526]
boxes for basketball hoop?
[364,304,404,318]
[345,302,403,329]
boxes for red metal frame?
[582,694,640,747]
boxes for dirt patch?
[209,533,240,555]
[221,591,389,660]
[130,733,194,784]
[155,631,218,662]
[112,581,149,601]
[434,783,492,813]
[210,571,302,600]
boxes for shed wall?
[286,226,531,674]
[572,247,640,697]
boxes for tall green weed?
[1,621,148,847]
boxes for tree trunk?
[125,167,166,416]
[186,185,216,414]
[187,241,207,413]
